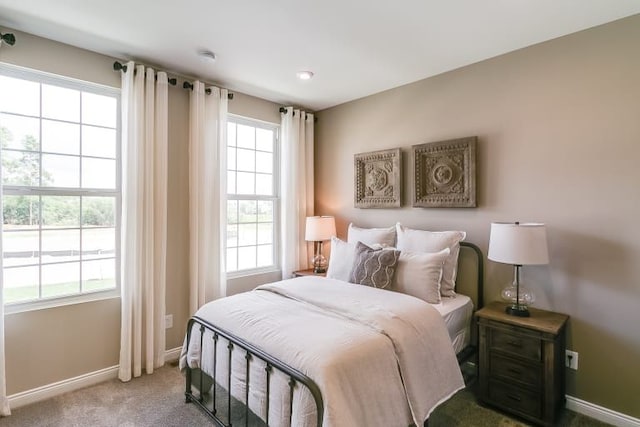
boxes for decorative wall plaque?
[354,148,401,208]
[413,137,477,208]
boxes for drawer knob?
[507,394,522,402]
[507,340,522,348]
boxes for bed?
[180,237,484,427]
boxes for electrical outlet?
[565,350,578,370]
[165,314,173,329]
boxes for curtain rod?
[279,106,318,122]
[113,61,234,99]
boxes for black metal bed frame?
[184,241,484,427]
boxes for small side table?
[292,268,326,278]
[476,301,569,426]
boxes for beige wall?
[0,28,281,395]
[315,15,640,418]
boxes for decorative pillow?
[395,223,466,297]
[349,242,400,289]
[326,236,356,282]
[347,223,396,248]
[392,248,450,304]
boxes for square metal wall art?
[413,136,477,208]
[354,148,402,208]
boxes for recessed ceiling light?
[198,50,217,62]
[296,71,314,80]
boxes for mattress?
[431,294,474,354]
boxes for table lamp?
[305,216,336,273]
[488,222,549,317]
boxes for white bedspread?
[180,277,464,427]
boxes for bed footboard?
[184,315,324,427]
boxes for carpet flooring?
[1,363,612,426]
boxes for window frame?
[225,114,280,278]
[0,62,121,313]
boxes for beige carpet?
[2,363,612,426]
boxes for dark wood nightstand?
[476,301,569,426]
[292,268,326,278]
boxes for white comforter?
[180,277,464,427]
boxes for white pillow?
[395,223,466,297]
[326,236,356,282]
[392,248,450,304]
[347,223,396,247]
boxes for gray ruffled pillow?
[349,242,400,289]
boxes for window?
[0,64,120,309]
[226,117,279,274]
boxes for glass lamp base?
[311,254,327,274]
[501,283,535,317]
[505,304,530,317]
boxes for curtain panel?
[0,155,9,415]
[280,108,314,278]
[119,63,168,382]
[188,83,228,314]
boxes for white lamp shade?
[488,222,549,265]
[305,216,336,241]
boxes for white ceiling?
[0,1,639,111]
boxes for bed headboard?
[456,241,484,311]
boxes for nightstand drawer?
[488,379,541,420]
[490,353,541,388]
[490,328,541,361]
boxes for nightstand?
[476,301,569,426]
[292,268,326,278]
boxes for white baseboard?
[567,395,640,427]
[8,347,183,411]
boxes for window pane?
[227,147,236,170]
[238,200,257,223]
[42,195,80,227]
[227,200,238,224]
[83,228,115,259]
[237,124,255,149]
[82,259,115,292]
[256,128,273,152]
[227,224,238,247]
[82,92,117,127]
[42,262,80,298]
[42,120,80,155]
[3,230,39,267]
[255,152,272,174]
[257,245,273,267]
[237,148,255,172]
[257,201,273,223]
[257,223,273,245]
[226,248,238,272]
[2,150,40,186]
[3,265,39,303]
[227,122,236,147]
[3,195,40,228]
[42,229,80,264]
[0,113,40,150]
[42,84,80,122]
[82,125,116,158]
[238,223,257,246]
[42,153,79,187]
[0,76,39,116]
[82,197,115,227]
[236,172,255,194]
[82,157,116,189]
[238,246,256,270]
[256,173,273,195]
[227,171,236,194]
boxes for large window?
[226,117,279,274]
[0,64,120,309]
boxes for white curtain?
[119,63,168,382]
[0,157,9,415]
[280,108,314,277]
[188,82,228,314]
